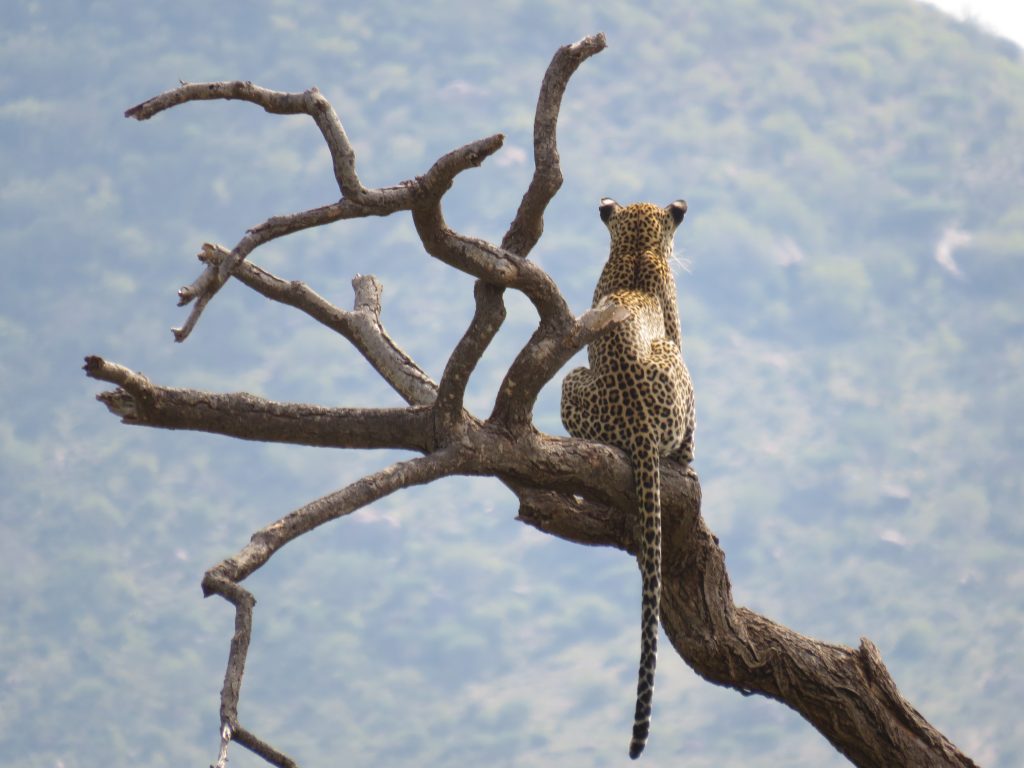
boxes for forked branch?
[127,74,505,341]
[194,244,437,405]
[166,128,501,342]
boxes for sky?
[920,0,1024,46]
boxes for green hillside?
[1,0,1021,766]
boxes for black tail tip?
[630,718,649,758]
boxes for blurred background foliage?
[1,0,1022,765]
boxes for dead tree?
[85,34,979,768]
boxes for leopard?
[560,198,695,759]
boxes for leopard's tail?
[628,437,662,759]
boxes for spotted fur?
[561,199,695,759]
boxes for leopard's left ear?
[666,199,687,228]
[599,197,621,223]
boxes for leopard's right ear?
[666,199,687,227]
[599,198,621,223]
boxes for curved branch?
[126,82,363,198]
[199,448,462,766]
[416,34,609,436]
[411,201,572,321]
[486,33,617,430]
[232,725,299,768]
[172,130,506,314]
[490,301,629,428]
[434,280,506,436]
[502,33,607,256]
[84,355,432,452]
[206,449,462,587]
[169,131,502,342]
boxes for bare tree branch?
[501,33,607,257]
[490,301,630,428]
[204,447,462,587]
[126,82,363,198]
[411,201,571,319]
[194,245,438,405]
[128,80,508,342]
[428,34,610,438]
[198,450,461,765]
[168,130,502,342]
[83,355,433,451]
[434,280,506,436]
[232,724,300,768]
[486,33,621,429]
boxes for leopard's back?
[560,199,696,758]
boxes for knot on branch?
[352,274,383,318]
[96,388,140,420]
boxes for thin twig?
[233,724,301,768]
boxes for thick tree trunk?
[506,434,976,768]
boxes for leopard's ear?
[599,198,621,223]
[666,199,687,227]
